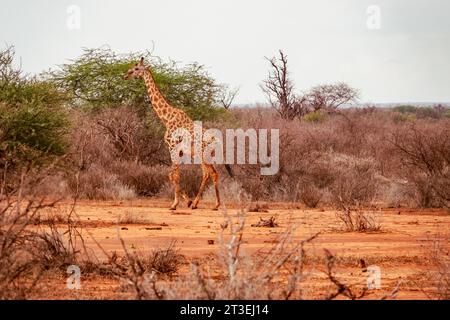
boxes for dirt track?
[34,199,449,299]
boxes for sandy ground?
[32,199,449,300]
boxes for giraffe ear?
[139,57,144,65]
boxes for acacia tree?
[0,46,69,168]
[219,85,239,109]
[48,47,229,121]
[306,83,359,113]
[261,50,358,120]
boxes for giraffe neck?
[142,68,176,124]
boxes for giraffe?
[124,57,222,210]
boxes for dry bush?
[390,121,450,208]
[0,191,84,298]
[427,233,450,299]
[72,165,136,200]
[379,180,416,208]
[117,241,184,276]
[326,153,379,208]
[335,201,382,233]
[93,239,184,300]
[0,197,47,299]
[146,241,184,275]
[31,208,68,225]
[94,106,168,166]
[65,107,171,200]
[224,108,389,207]
[179,166,203,198]
[37,103,448,209]
[34,222,79,270]
[299,185,322,208]
[112,162,168,197]
[118,212,152,224]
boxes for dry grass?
[117,212,152,224]
[427,233,450,299]
[335,199,382,233]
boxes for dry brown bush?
[335,209,382,233]
[327,153,379,207]
[70,164,136,200]
[112,162,168,197]
[0,197,47,299]
[65,107,172,200]
[390,121,450,208]
[335,199,382,233]
[26,105,447,210]
[299,185,322,208]
[427,233,450,299]
[0,185,85,298]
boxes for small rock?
[121,227,128,230]
[207,240,215,245]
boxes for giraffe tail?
[224,164,234,178]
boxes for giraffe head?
[123,57,146,80]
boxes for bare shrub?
[0,197,47,299]
[118,212,152,224]
[380,180,416,208]
[326,153,379,208]
[35,222,78,270]
[112,162,168,197]
[299,185,322,208]
[93,239,184,300]
[72,165,136,200]
[94,106,168,166]
[335,202,382,233]
[31,208,68,225]
[160,211,319,299]
[390,122,450,208]
[0,192,81,298]
[147,241,184,275]
[427,233,450,299]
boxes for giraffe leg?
[191,164,210,210]
[210,165,221,210]
[168,164,181,210]
[181,192,192,208]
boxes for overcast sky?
[1,0,449,104]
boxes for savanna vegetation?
[2,46,448,209]
[1,45,449,300]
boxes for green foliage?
[0,103,69,156]
[392,112,416,124]
[444,109,450,119]
[393,105,416,114]
[392,104,449,120]
[0,46,69,169]
[416,106,445,119]
[48,47,228,121]
[303,110,327,123]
